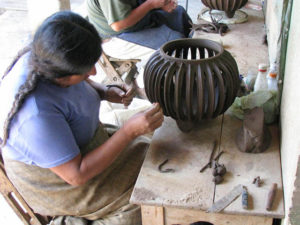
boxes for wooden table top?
[130,115,284,218]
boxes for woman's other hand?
[123,103,164,139]
[105,84,135,106]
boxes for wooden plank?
[97,53,124,84]
[130,116,223,210]
[164,207,273,225]
[214,115,284,218]
[141,205,164,225]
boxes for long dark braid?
[1,70,39,146]
[1,45,31,83]
[1,11,102,147]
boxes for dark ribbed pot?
[144,38,240,132]
[201,0,248,18]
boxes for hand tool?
[207,184,244,213]
[252,176,262,187]
[158,159,175,173]
[242,186,248,209]
[208,140,218,168]
[266,183,277,211]
[199,140,218,172]
[200,150,224,173]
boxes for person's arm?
[50,103,164,186]
[111,0,170,32]
[85,78,107,99]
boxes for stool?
[97,52,147,99]
[0,151,51,225]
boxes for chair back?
[0,144,50,225]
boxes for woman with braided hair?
[0,11,163,225]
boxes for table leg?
[141,205,164,225]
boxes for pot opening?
[161,39,223,61]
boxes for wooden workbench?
[130,115,284,225]
[130,5,283,225]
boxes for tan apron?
[4,124,150,225]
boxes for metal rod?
[186,0,189,12]
[200,150,224,173]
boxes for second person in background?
[86,0,193,90]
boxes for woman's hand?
[105,84,135,106]
[147,0,170,9]
[161,0,177,12]
[123,103,164,139]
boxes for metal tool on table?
[242,186,249,209]
[200,140,223,172]
[158,159,175,173]
[208,140,218,168]
[200,151,224,172]
[212,160,227,184]
[253,176,263,187]
[207,184,244,213]
[266,183,277,211]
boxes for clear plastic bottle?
[267,63,278,91]
[254,63,268,92]
[244,67,257,91]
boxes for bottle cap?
[270,63,278,72]
[259,69,267,72]
[258,63,268,71]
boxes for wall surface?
[265,0,300,224]
[278,0,300,224]
[265,0,283,65]
[27,0,70,32]
[288,155,300,224]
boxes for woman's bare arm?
[50,103,163,186]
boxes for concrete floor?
[0,1,201,224]
[0,0,266,224]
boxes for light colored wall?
[27,0,70,32]
[265,0,283,64]
[266,0,300,224]
[288,155,300,224]
[280,0,300,223]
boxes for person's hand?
[123,103,164,139]
[105,84,135,106]
[161,0,177,12]
[147,0,170,9]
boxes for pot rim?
[159,38,224,63]
[201,0,248,9]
